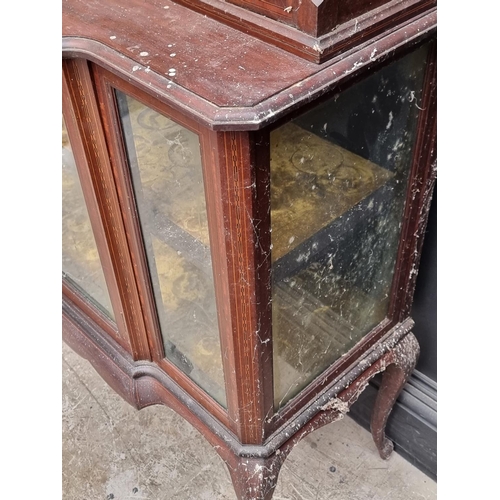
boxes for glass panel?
[116,92,226,407]
[62,117,115,320]
[272,45,429,408]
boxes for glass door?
[114,91,227,407]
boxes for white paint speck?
[139,51,149,57]
[164,5,169,8]
[170,53,176,57]
[313,43,322,53]
[132,65,140,72]
[109,35,116,40]
[386,111,394,130]
[346,60,363,74]
[288,236,295,245]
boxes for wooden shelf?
[270,123,394,281]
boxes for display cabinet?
[62,0,436,498]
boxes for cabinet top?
[63,0,435,130]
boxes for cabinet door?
[115,90,226,407]
[92,66,230,422]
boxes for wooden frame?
[207,130,274,443]
[62,1,436,497]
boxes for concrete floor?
[62,342,436,500]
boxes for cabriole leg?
[370,332,420,459]
[226,454,287,500]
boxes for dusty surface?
[63,0,318,109]
[62,342,436,500]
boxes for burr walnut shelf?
[62,0,436,498]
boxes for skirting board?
[348,369,437,480]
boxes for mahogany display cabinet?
[62,0,436,498]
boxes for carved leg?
[226,453,287,500]
[370,332,420,459]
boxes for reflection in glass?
[116,92,226,407]
[271,45,429,408]
[62,117,115,320]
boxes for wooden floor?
[62,342,437,500]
